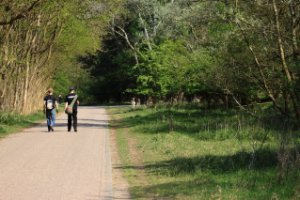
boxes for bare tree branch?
[0,0,43,26]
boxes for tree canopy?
[0,0,122,113]
[0,0,299,121]
[79,0,299,121]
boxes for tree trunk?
[273,0,300,120]
[22,56,30,113]
[138,13,152,51]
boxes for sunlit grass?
[108,105,300,199]
[0,112,44,138]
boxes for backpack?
[46,98,55,110]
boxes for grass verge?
[0,111,44,138]
[108,105,300,199]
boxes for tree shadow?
[115,148,278,176]
[131,178,215,199]
[129,176,282,200]
[115,148,294,199]
[79,119,108,123]
[111,108,228,128]
[111,108,250,139]
[44,122,108,129]
[77,123,107,128]
[111,107,299,140]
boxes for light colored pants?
[46,109,56,127]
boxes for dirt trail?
[0,106,130,200]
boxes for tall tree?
[0,0,123,113]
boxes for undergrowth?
[0,112,44,137]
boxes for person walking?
[65,87,80,132]
[43,88,57,132]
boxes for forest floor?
[0,106,130,200]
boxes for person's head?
[69,86,75,93]
[47,87,53,95]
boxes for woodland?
[0,0,300,196]
[0,0,299,118]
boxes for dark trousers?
[68,110,77,131]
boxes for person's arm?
[64,95,68,110]
[55,99,59,112]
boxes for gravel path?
[0,106,124,200]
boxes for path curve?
[0,106,124,200]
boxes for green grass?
[0,111,44,138]
[108,105,300,199]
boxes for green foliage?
[0,112,44,137]
[49,0,123,102]
[52,69,72,96]
[127,39,216,98]
[87,0,299,124]
[55,14,98,56]
[50,6,98,96]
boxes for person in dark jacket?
[43,88,57,132]
[64,87,80,132]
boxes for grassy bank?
[108,105,300,199]
[0,112,44,138]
